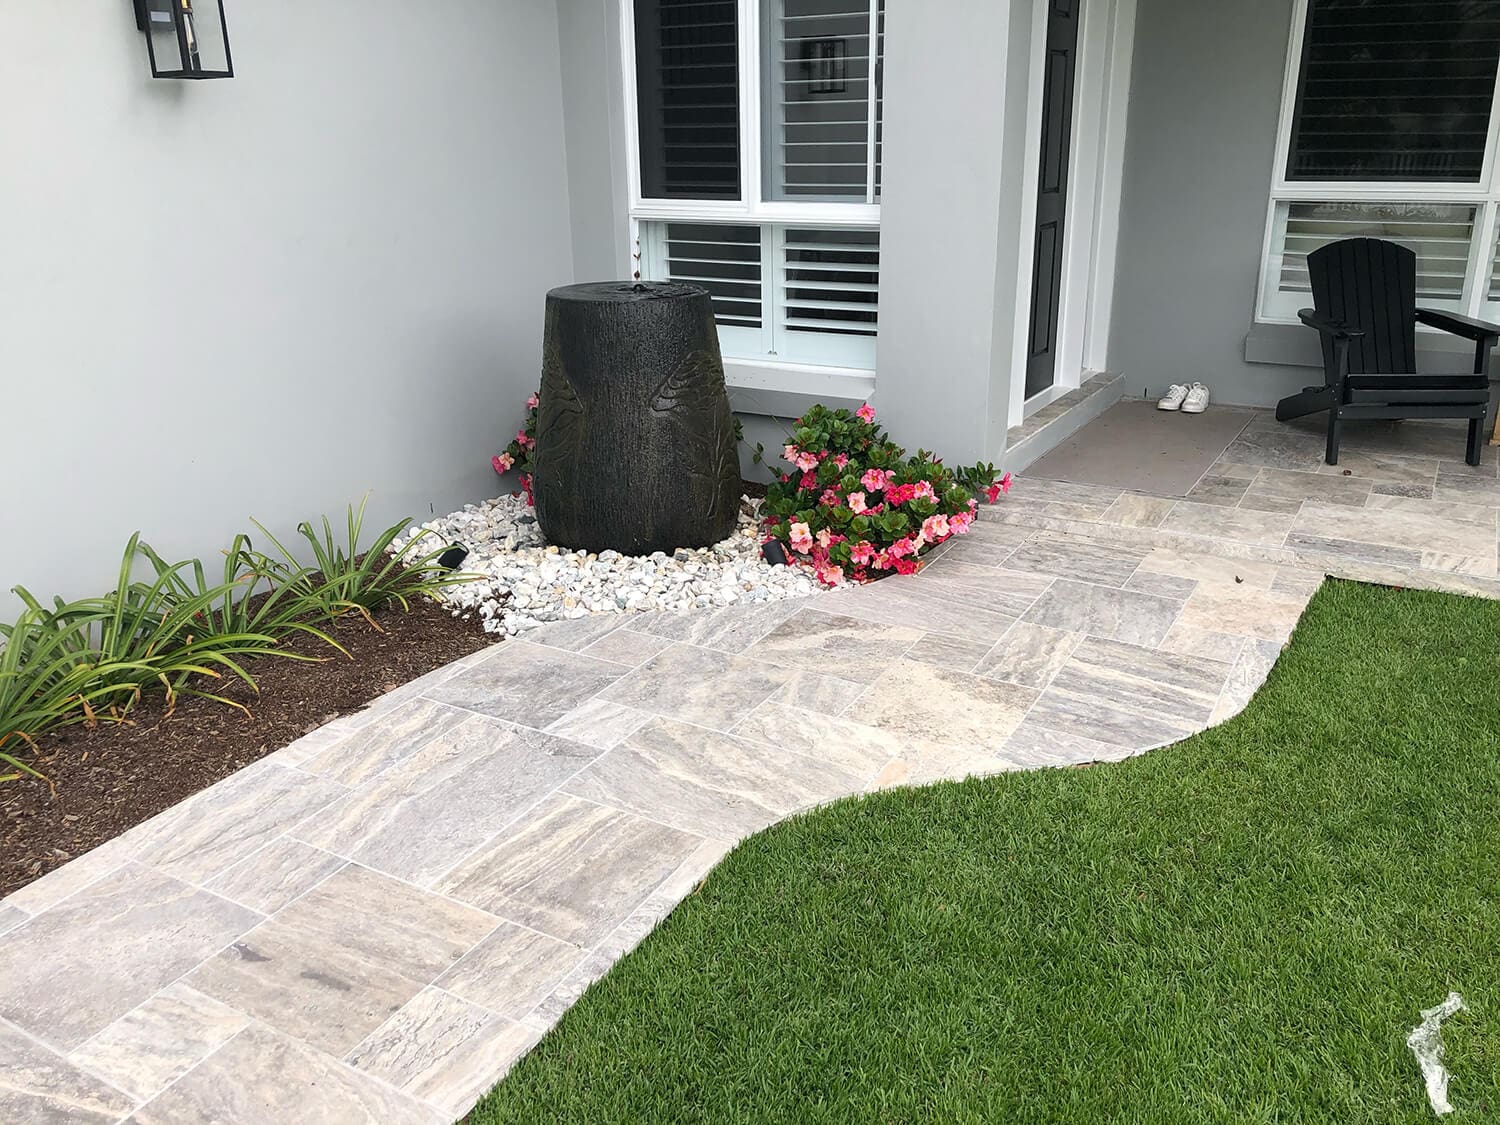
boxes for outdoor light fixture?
[133,0,233,80]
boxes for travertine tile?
[1220,428,1328,471]
[0,1018,134,1125]
[0,904,29,937]
[915,560,1057,616]
[733,701,907,780]
[627,597,809,653]
[543,697,655,751]
[523,613,631,652]
[1185,474,1251,507]
[1293,500,1497,558]
[1366,492,1498,525]
[562,718,861,840]
[130,764,348,885]
[743,610,923,682]
[0,863,259,1051]
[925,518,1035,567]
[186,925,425,1058]
[1158,501,1295,547]
[426,640,629,730]
[858,659,1036,754]
[300,697,472,786]
[131,1022,439,1124]
[771,669,867,713]
[900,632,997,673]
[1157,620,1247,666]
[1123,569,1197,601]
[1212,639,1286,725]
[580,627,675,666]
[1177,582,1311,643]
[524,951,616,1031]
[294,717,599,886]
[346,988,539,1117]
[813,579,1017,642]
[205,837,345,915]
[1100,493,1178,528]
[438,793,700,946]
[1286,532,1424,568]
[1135,545,1281,590]
[270,864,495,980]
[433,921,586,1017]
[1315,449,1439,485]
[2,829,142,915]
[998,532,1148,587]
[70,982,249,1103]
[976,621,1083,689]
[1242,467,1373,509]
[1002,719,1134,768]
[600,642,793,728]
[1021,579,1180,648]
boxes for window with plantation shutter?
[634,0,742,199]
[627,0,882,373]
[1288,0,1500,183]
[1259,0,1500,324]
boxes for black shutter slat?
[1288,0,1500,182]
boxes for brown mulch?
[741,478,769,500]
[1,600,494,898]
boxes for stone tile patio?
[3,411,1499,1122]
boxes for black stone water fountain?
[531,281,742,555]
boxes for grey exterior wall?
[0,1,574,605]
[1109,0,1308,408]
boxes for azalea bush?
[761,403,1010,586]
[492,391,539,506]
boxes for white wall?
[0,1,575,604]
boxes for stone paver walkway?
[3,414,1498,1122]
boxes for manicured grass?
[469,580,1500,1124]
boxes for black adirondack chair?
[1275,237,1499,466]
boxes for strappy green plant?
[251,496,474,625]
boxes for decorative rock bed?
[394,492,818,636]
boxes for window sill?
[1244,320,1490,373]
[723,358,874,419]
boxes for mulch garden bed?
[1,600,494,898]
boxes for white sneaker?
[1157,384,1188,411]
[1181,382,1211,414]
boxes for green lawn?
[469,580,1500,1124]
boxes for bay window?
[1258,0,1500,324]
[627,0,884,372]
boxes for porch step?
[1003,372,1125,473]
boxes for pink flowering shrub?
[492,391,540,506]
[763,402,1010,586]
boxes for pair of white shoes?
[1157,383,1210,413]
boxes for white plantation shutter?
[764,0,885,202]
[1261,199,1478,318]
[646,222,878,367]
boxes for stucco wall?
[0,1,574,604]
[1109,0,1310,406]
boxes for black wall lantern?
[133,0,233,79]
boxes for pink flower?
[815,564,846,587]
[985,473,1013,504]
[847,491,868,514]
[950,511,973,535]
[861,468,895,493]
[922,514,950,541]
[849,540,874,565]
[893,556,920,576]
[913,480,937,501]
[788,522,814,554]
[492,452,514,474]
[833,453,850,469]
[855,403,876,423]
[515,429,534,449]
[800,470,819,491]
[783,443,800,462]
[819,488,842,508]
[1001,471,1014,493]
[526,392,540,410]
[815,528,844,551]
[888,536,917,559]
[871,550,892,571]
[795,452,820,472]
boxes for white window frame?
[1256,0,1500,325]
[621,0,882,376]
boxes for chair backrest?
[1306,237,1418,375]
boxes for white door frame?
[1007,0,1137,427]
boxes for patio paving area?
[3,410,1499,1123]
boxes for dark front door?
[1025,0,1082,399]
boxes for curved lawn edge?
[466,579,1500,1124]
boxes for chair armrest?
[1415,307,1500,342]
[1298,308,1365,339]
